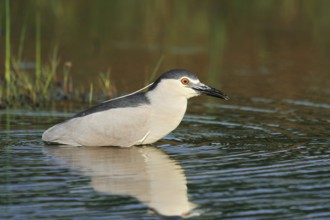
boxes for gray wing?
[73,92,150,118]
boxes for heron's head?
[148,69,229,100]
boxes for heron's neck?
[144,88,188,144]
[146,88,188,111]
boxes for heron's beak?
[193,83,229,100]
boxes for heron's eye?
[181,78,190,85]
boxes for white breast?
[143,85,188,144]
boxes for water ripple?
[1,97,330,219]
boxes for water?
[1,96,330,219]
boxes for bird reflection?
[44,145,196,217]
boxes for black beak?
[193,84,229,100]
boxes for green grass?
[0,47,117,108]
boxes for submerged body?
[42,69,229,147]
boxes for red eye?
[181,78,189,85]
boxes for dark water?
[1,96,330,219]
[2,1,330,219]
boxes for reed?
[63,62,71,96]
[5,0,11,99]
[98,69,115,98]
[89,83,94,105]
[144,55,164,86]
[150,55,164,81]
[18,11,29,61]
[35,1,41,90]
[0,87,3,108]
[42,47,60,98]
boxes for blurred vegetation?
[1,0,330,108]
[0,0,117,108]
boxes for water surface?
[1,96,330,219]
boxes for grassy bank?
[0,49,116,109]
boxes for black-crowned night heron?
[42,69,229,147]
